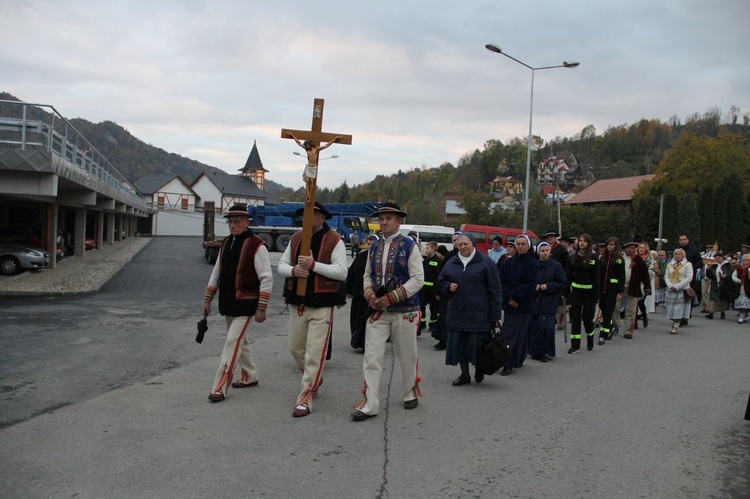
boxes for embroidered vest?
[369,234,420,313]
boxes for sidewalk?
[0,237,152,296]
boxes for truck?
[203,201,383,263]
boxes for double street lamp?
[485,43,579,233]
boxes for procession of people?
[201,201,750,421]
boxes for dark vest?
[218,230,264,317]
[284,224,341,307]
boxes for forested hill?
[2,92,747,210]
[0,92,287,195]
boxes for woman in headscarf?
[705,250,732,320]
[731,253,750,324]
[566,233,600,353]
[437,234,503,385]
[529,242,567,362]
[499,234,538,375]
[664,248,694,334]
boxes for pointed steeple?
[239,140,269,191]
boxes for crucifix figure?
[287,132,342,181]
[281,98,352,295]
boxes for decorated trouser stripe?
[212,316,257,395]
[570,333,582,340]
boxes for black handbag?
[195,317,208,344]
[476,324,509,376]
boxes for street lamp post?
[485,43,579,233]
[293,152,339,161]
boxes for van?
[459,224,539,254]
[398,224,456,253]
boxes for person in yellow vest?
[420,241,441,334]
[278,201,347,418]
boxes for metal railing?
[0,99,144,207]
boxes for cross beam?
[280,98,352,296]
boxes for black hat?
[715,250,725,257]
[543,230,559,238]
[492,235,503,244]
[371,202,407,218]
[558,235,572,243]
[622,241,638,248]
[705,244,714,249]
[295,201,333,220]
[742,242,750,249]
[506,240,516,247]
[224,204,251,219]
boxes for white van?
[398,224,456,253]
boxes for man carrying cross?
[278,201,347,418]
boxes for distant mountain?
[0,92,292,189]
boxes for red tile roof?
[565,174,655,205]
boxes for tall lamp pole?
[485,43,579,233]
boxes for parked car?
[0,224,63,261]
[0,243,50,275]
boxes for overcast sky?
[2,0,749,189]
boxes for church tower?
[239,140,269,191]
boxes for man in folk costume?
[351,202,424,421]
[203,205,272,402]
[278,201,347,417]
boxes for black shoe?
[568,346,580,354]
[706,313,713,319]
[607,327,618,341]
[680,319,688,326]
[721,312,726,320]
[452,374,471,386]
[404,398,418,410]
[531,355,548,363]
[598,338,605,346]
[351,409,376,421]
[643,316,648,328]
[474,371,485,383]
[500,366,513,376]
[587,336,594,351]
[433,341,446,351]
[624,333,633,339]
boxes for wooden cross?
[281,98,352,296]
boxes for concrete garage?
[0,99,149,267]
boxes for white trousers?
[355,310,420,416]
[212,316,258,395]
[288,305,334,411]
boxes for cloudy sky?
[2,1,748,189]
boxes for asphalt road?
[1,236,749,497]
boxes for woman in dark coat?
[437,234,503,386]
[529,242,567,362]
[346,235,377,351]
[499,234,538,375]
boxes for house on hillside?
[133,174,198,211]
[537,156,571,186]
[443,193,466,223]
[489,176,524,198]
[566,162,595,189]
[565,174,654,206]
